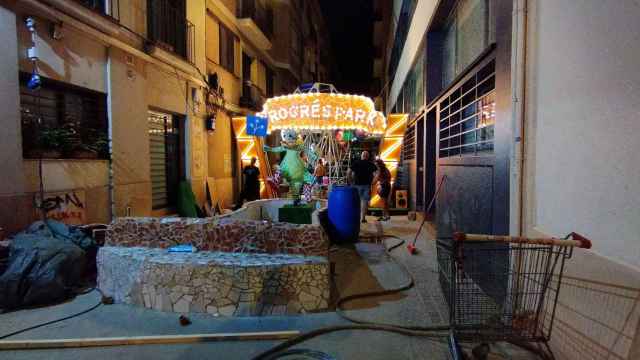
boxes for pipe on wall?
[510,0,528,236]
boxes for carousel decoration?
[233,83,392,199]
[257,83,386,134]
[263,129,314,197]
[256,83,387,188]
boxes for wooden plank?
[0,330,300,350]
[206,177,222,213]
[253,136,275,198]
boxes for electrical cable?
[0,288,105,340]
[254,232,549,360]
[251,237,450,360]
[267,348,336,360]
[335,237,449,332]
[252,324,449,360]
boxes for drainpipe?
[511,0,528,236]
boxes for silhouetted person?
[348,151,377,223]
[242,157,260,202]
[374,159,392,221]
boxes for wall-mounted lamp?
[206,113,216,133]
[25,17,41,91]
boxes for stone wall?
[105,217,329,257]
[97,247,330,315]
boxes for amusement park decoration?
[232,83,392,198]
[263,129,315,196]
[256,83,388,187]
[257,83,386,135]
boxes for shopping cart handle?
[453,232,592,249]
[567,232,592,249]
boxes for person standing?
[242,157,260,202]
[314,158,326,185]
[373,159,392,221]
[348,151,377,223]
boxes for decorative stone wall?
[97,247,330,315]
[105,217,329,257]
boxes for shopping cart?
[437,232,592,359]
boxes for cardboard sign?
[36,190,86,225]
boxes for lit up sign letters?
[258,93,386,134]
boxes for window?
[438,59,495,158]
[148,0,195,63]
[397,49,425,120]
[77,0,120,20]
[440,0,495,89]
[266,66,274,98]
[19,73,108,159]
[403,123,416,160]
[148,111,185,210]
[290,19,303,71]
[236,0,273,38]
[219,23,236,73]
[388,0,419,81]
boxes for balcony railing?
[147,0,195,64]
[237,0,273,39]
[240,81,264,111]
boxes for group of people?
[240,151,392,223]
[348,150,391,223]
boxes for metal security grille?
[147,0,195,64]
[148,111,182,210]
[19,73,108,159]
[402,123,416,160]
[438,59,495,158]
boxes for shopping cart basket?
[437,232,592,359]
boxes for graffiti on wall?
[35,190,86,225]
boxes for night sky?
[319,0,375,96]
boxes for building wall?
[522,1,640,358]
[108,46,151,217]
[16,15,107,92]
[386,0,438,112]
[0,0,331,233]
[2,6,112,231]
[0,5,32,237]
[118,0,147,36]
[1,0,212,227]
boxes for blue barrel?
[328,186,361,243]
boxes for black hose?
[268,348,336,360]
[252,324,449,360]
[335,236,449,332]
[251,236,451,360]
[0,288,104,340]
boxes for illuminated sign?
[257,93,386,134]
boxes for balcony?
[239,81,264,111]
[147,0,195,64]
[236,0,273,50]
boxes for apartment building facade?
[0,0,331,235]
[383,0,640,359]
